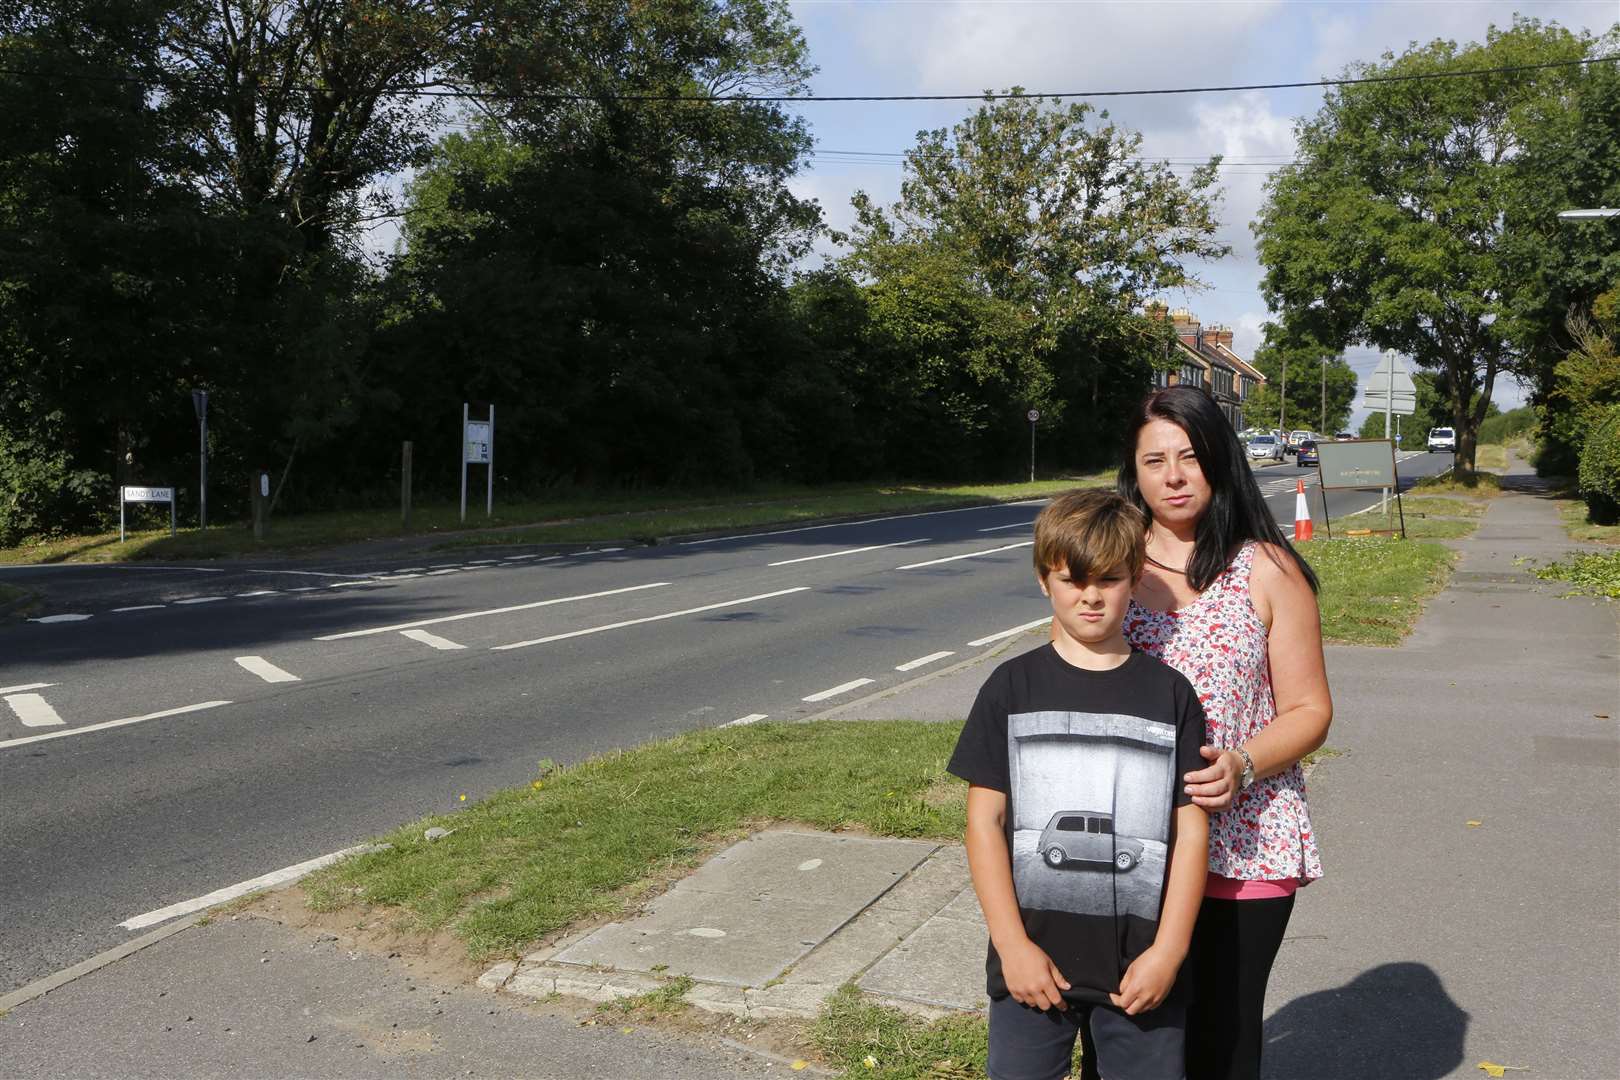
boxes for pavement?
[4,453,1613,1078]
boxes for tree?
[1241,325,1357,434]
[846,93,1228,475]
[378,0,825,488]
[1255,18,1602,473]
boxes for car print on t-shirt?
[1007,710,1176,920]
[1037,812,1146,872]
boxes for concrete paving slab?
[552,830,936,988]
[858,884,988,1012]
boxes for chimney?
[1170,308,1200,346]
[1210,325,1234,348]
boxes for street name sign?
[120,485,177,541]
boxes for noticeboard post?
[120,486,176,542]
[460,403,495,522]
[1313,439,1405,539]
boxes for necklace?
[1144,553,1188,575]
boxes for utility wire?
[0,52,1614,103]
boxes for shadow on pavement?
[1263,962,1467,1080]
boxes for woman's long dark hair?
[1117,386,1319,594]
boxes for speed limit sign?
[1027,409,1040,422]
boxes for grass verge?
[0,476,1109,566]
[1556,498,1620,546]
[1474,443,1509,472]
[303,720,966,963]
[1411,471,1501,497]
[1299,537,1457,645]
[1532,551,1620,599]
[811,985,1026,1080]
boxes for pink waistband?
[1204,873,1300,900]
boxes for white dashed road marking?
[233,656,301,684]
[896,541,1034,571]
[112,604,167,612]
[0,682,55,695]
[4,693,65,728]
[802,678,875,703]
[978,520,1033,532]
[722,713,769,728]
[316,582,671,641]
[400,629,467,651]
[493,587,810,651]
[174,597,225,605]
[28,614,92,623]
[0,700,232,753]
[896,651,955,672]
[967,616,1052,648]
[118,844,377,931]
[767,539,927,567]
[235,591,278,598]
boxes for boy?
[948,490,1209,1080]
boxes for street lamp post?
[1557,208,1620,220]
[191,389,208,530]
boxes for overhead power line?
[0,53,1614,104]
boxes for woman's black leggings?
[1078,893,1296,1080]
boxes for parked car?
[1334,431,1355,441]
[1247,434,1284,462]
[1038,812,1145,872]
[1427,426,1457,453]
[1296,439,1319,467]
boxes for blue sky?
[782,0,1620,421]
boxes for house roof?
[1213,343,1266,383]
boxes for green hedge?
[1577,404,1620,525]
[1479,407,1536,446]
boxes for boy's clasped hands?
[1001,936,1184,1016]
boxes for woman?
[1078,385,1331,1080]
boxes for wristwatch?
[1234,747,1256,790]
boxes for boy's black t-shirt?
[947,645,1207,1006]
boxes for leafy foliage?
[1577,405,1620,524]
[844,93,1228,475]
[1255,18,1607,473]
[1532,550,1620,598]
[1240,325,1357,433]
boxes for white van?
[1427,427,1456,453]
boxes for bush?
[1577,404,1620,525]
[1479,407,1536,445]
[0,422,109,546]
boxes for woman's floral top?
[1123,541,1323,883]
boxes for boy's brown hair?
[1032,489,1148,582]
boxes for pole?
[1320,357,1327,434]
[486,405,494,518]
[120,492,125,544]
[1382,397,1392,516]
[198,412,207,530]
[1278,360,1287,435]
[459,402,468,524]
[1029,420,1036,483]
[401,441,413,527]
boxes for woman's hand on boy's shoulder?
[999,937,1071,1011]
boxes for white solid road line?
[173,596,225,605]
[722,713,769,728]
[896,651,955,672]
[233,656,301,684]
[28,613,92,623]
[802,678,876,703]
[767,539,927,567]
[0,682,55,695]
[967,616,1052,648]
[118,845,377,931]
[681,504,1033,546]
[896,541,1034,571]
[0,700,232,753]
[4,693,65,728]
[315,582,672,641]
[246,569,372,579]
[400,628,467,651]
[112,604,167,612]
[978,520,1034,533]
[493,587,810,651]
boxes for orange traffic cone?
[1293,478,1314,541]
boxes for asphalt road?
[0,452,1453,993]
